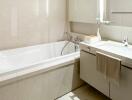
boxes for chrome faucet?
[73,36,81,52]
[73,36,81,44]
[123,35,128,46]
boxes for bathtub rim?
[0,52,80,87]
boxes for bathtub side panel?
[0,62,84,100]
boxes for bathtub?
[0,41,84,100]
[0,41,80,84]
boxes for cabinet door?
[69,0,98,23]
[111,66,132,100]
[80,51,109,97]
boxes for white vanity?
[80,40,132,100]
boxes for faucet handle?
[123,36,128,42]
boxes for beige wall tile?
[70,22,98,35]
[71,22,132,44]
[0,0,66,50]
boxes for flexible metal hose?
[61,41,70,56]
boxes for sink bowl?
[98,41,132,58]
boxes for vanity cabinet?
[80,42,132,100]
[110,66,132,100]
[80,50,132,99]
[68,0,98,23]
[80,50,109,97]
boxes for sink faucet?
[123,36,128,46]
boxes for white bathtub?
[0,41,84,100]
[0,41,80,79]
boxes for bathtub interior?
[0,41,79,75]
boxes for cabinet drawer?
[110,66,132,100]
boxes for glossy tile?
[0,0,66,50]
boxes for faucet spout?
[123,36,128,47]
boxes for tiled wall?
[70,22,98,35]
[100,25,132,44]
[0,0,66,50]
[71,22,132,44]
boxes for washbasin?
[97,41,132,58]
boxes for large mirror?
[101,0,132,27]
[99,0,132,27]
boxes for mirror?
[100,0,132,27]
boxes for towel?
[96,52,107,76]
[96,52,121,83]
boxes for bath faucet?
[73,36,81,52]
[73,36,81,44]
[123,36,128,46]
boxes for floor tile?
[56,85,110,100]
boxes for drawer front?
[80,50,109,97]
[110,66,132,100]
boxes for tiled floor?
[56,85,110,100]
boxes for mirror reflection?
[102,0,132,27]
